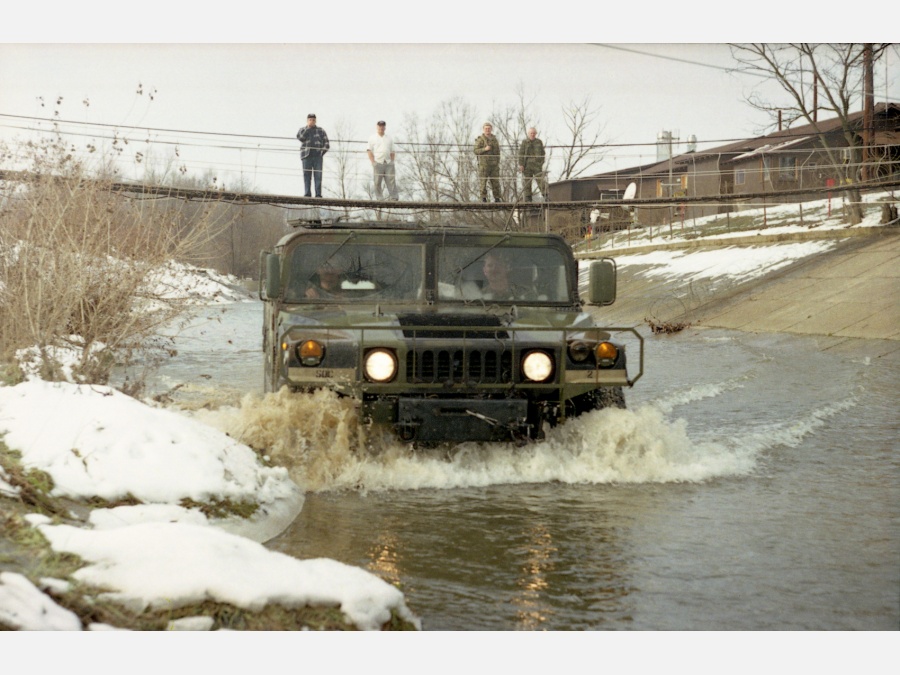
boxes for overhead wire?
[3,110,875,155]
[2,110,898,205]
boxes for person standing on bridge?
[297,113,330,198]
[474,122,502,203]
[367,120,399,200]
[518,127,546,202]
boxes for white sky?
[3,9,897,196]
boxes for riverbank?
[578,197,899,361]
[0,271,421,632]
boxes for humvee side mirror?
[264,253,281,299]
[587,258,616,306]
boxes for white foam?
[190,392,757,490]
[717,394,860,460]
[184,381,860,493]
[649,379,747,415]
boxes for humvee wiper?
[454,234,510,277]
[307,232,356,283]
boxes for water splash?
[191,389,759,492]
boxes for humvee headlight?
[522,351,553,382]
[364,349,398,383]
[298,340,325,367]
[595,342,618,367]
[568,341,592,363]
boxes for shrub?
[0,130,233,385]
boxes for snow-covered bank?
[577,191,899,337]
[0,263,420,631]
[612,240,837,288]
[149,261,257,306]
[0,379,303,542]
[581,188,896,252]
[11,515,419,631]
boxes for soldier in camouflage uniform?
[474,122,502,202]
[518,127,546,202]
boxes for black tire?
[595,386,627,410]
[566,386,626,418]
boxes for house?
[549,102,900,229]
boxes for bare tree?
[327,118,362,215]
[401,97,480,205]
[730,43,891,224]
[553,95,608,181]
[487,84,544,206]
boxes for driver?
[306,261,345,299]
[481,251,517,300]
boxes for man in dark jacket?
[474,122,502,202]
[518,127,546,202]
[297,114,330,198]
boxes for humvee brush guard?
[261,221,642,444]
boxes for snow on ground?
[583,189,895,251]
[0,379,300,521]
[0,262,419,631]
[613,240,837,285]
[578,190,896,290]
[23,515,418,631]
[0,378,419,631]
[148,261,256,305]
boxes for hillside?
[578,190,899,359]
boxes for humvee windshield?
[437,245,571,303]
[285,242,425,302]
[282,238,573,304]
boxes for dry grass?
[0,133,234,385]
[645,317,692,334]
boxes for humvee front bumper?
[394,397,528,443]
[276,322,644,443]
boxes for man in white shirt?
[367,120,399,200]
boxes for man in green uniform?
[474,122,502,202]
[518,127,546,202]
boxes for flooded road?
[149,301,899,630]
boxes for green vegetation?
[179,496,259,520]
[0,442,69,518]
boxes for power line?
[588,44,746,75]
[0,110,820,153]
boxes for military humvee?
[260,221,642,444]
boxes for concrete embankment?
[581,226,900,360]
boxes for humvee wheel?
[566,386,626,418]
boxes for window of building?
[735,170,745,185]
[779,156,797,180]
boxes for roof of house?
[563,102,900,183]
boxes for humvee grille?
[406,348,513,385]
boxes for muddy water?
[151,301,899,630]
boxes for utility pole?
[862,43,874,182]
[668,133,674,234]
